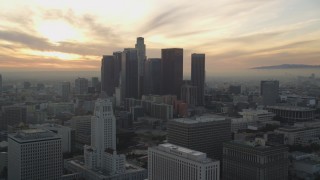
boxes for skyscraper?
[101,55,115,96]
[121,48,139,99]
[167,115,231,161]
[144,58,162,95]
[2,105,27,129]
[113,51,122,88]
[8,129,62,180]
[84,98,126,174]
[191,53,205,106]
[75,77,88,95]
[161,48,183,98]
[261,80,279,106]
[135,37,146,97]
[59,81,70,101]
[223,139,288,180]
[181,81,197,106]
[148,143,220,180]
[91,77,99,88]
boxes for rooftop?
[173,115,227,124]
[267,106,315,111]
[155,143,215,163]
[9,128,59,142]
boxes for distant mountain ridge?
[252,64,320,69]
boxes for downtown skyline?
[1,0,320,75]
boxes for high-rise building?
[135,37,146,97]
[101,55,115,96]
[2,105,27,129]
[91,77,99,88]
[191,53,205,106]
[59,81,70,101]
[144,58,162,95]
[161,48,183,98]
[223,139,289,180]
[148,143,220,180]
[75,78,88,95]
[167,115,231,161]
[181,81,198,106]
[65,98,147,179]
[84,98,126,174]
[260,80,279,106]
[8,129,62,180]
[229,85,241,95]
[121,48,139,99]
[113,51,122,88]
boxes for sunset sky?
[1,0,320,75]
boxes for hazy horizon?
[1,0,320,73]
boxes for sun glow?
[37,20,81,43]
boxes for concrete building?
[167,115,231,160]
[229,85,241,95]
[267,106,315,124]
[65,98,147,179]
[101,55,115,96]
[290,151,320,180]
[8,129,62,180]
[31,124,75,153]
[275,125,320,145]
[135,37,146,97]
[191,53,205,106]
[181,82,197,106]
[144,58,162,95]
[75,77,88,95]
[261,80,279,106]
[148,143,220,180]
[47,102,74,117]
[70,116,91,149]
[223,139,289,180]
[121,48,139,99]
[161,48,183,98]
[1,105,27,129]
[91,77,99,89]
[59,81,71,101]
[113,51,122,89]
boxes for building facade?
[135,37,146,97]
[161,48,183,98]
[148,143,220,180]
[8,129,62,180]
[191,53,205,106]
[261,80,279,106]
[75,77,88,95]
[121,48,139,99]
[167,115,231,160]
[223,139,289,180]
[101,55,115,96]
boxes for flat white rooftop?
[156,143,214,162]
[9,128,59,142]
[173,115,226,124]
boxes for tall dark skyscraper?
[261,80,279,106]
[113,51,122,88]
[101,55,115,96]
[135,37,146,97]
[121,48,139,99]
[191,53,205,106]
[161,48,183,98]
[145,58,162,95]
